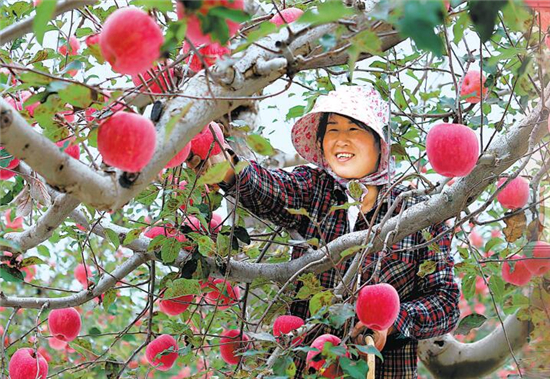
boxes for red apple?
[99,7,164,75]
[5,209,23,230]
[97,111,157,172]
[502,256,533,286]
[269,7,304,25]
[496,177,530,210]
[273,315,304,346]
[190,122,224,160]
[85,34,99,47]
[145,334,179,371]
[48,308,81,342]
[56,137,80,160]
[219,329,249,365]
[165,142,192,169]
[59,36,80,56]
[182,42,231,73]
[75,263,92,287]
[306,334,349,378]
[469,229,483,248]
[131,67,175,94]
[202,278,240,309]
[426,123,479,177]
[159,294,194,316]
[525,0,550,11]
[0,147,19,180]
[356,283,400,331]
[9,348,48,379]
[183,1,244,46]
[524,241,550,276]
[460,70,488,104]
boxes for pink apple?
[496,177,530,210]
[145,334,179,371]
[8,348,48,379]
[219,329,249,365]
[48,308,82,342]
[356,283,400,331]
[460,70,488,104]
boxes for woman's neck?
[361,185,380,214]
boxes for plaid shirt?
[222,161,460,379]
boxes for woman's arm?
[210,149,318,229]
[393,222,461,340]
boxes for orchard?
[0,0,550,378]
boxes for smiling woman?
[186,84,460,379]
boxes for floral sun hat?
[291,84,394,189]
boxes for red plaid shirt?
[221,161,460,379]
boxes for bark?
[418,314,531,379]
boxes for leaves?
[0,265,23,283]
[328,303,355,329]
[197,161,231,186]
[309,291,334,316]
[58,84,93,108]
[468,0,508,43]
[33,0,58,45]
[340,357,370,379]
[103,289,118,311]
[396,0,444,56]
[503,212,527,243]
[454,313,487,335]
[296,273,323,300]
[246,134,275,156]
[417,260,437,278]
[297,1,356,26]
[161,237,182,264]
[164,278,201,299]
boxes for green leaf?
[489,275,505,302]
[309,291,334,316]
[197,161,231,186]
[131,0,173,12]
[396,0,444,56]
[246,134,275,156]
[20,257,46,267]
[135,185,159,206]
[105,229,120,250]
[354,344,384,361]
[0,265,23,283]
[165,278,201,299]
[454,313,487,335]
[165,102,193,141]
[296,273,323,300]
[462,274,476,300]
[70,338,96,356]
[285,105,305,121]
[58,84,93,108]
[285,208,310,216]
[297,1,356,26]
[417,260,436,278]
[328,303,355,329]
[161,238,182,264]
[123,228,143,245]
[468,0,508,43]
[340,357,369,379]
[33,0,58,45]
[103,289,117,311]
[340,245,367,259]
[19,71,53,86]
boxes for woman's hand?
[350,321,393,353]
[186,149,236,185]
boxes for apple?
[502,256,532,286]
[48,308,82,342]
[202,278,240,309]
[8,348,48,379]
[190,122,224,160]
[145,334,179,371]
[496,177,530,210]
[460,70,488,104]
[306,334,349,378]
[269,7,304,25]
[426,123,479,177]
[58,36,80,56]
[219,329,249,365]
[273,315,304,345]
[159,294,194,316]
[524,241,550,276]
[356,283,400,331]
[182,42,231,73]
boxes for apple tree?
[0,0,549,378]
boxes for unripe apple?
[99,8,164,76]
[496,177,530,210]
[524,241,550,276]
[273,315,304,345]
[426,123,479,177]
[460,70,488,104]
[270,7,304,25]
[97,111,156,172]
[159,294,194,316]
[145,334,179,371]
[190,122,224,160]
[8,348,48,379]
[502,256,532,286]
[356,283,400,331]
[306,334,348,378]
[48,308,81,342]
[182,42,231,73]
[219,329,249,365]
[59,36,80,56]
[202,278,240,309]
[131,67,175,94]
[165,142,192,169]
[56,137,80,160]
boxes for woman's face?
[322,113,380,179]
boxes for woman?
[189,85,460,378]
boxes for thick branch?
[418,314,531,379]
